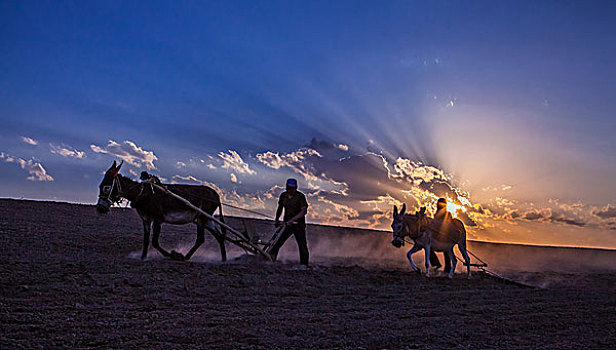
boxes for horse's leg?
[406,244,421,273]
[424,245,431,277]
[141,220,151,260]
[183,224,205,261]
[458,243,471,278]
[204,221,227,262]
[447,248,457,278]
[151,221,171,258]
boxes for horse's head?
[391,205,428,248]
[96,160,123,214]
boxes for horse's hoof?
[170,250,185,261]
[413,268,421,275]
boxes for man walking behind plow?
[269,178,310,266]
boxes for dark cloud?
[549,215,586,227]
[592,205,616,220]
[524,210,544,221]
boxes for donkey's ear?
[393,205,398,217]
[420,206,426,214]
[116,160,123,171]
[400,203,406,216]
[107,161,118,174]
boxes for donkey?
[391,203,471,278]
[96,161,227,261]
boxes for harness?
[394,215,460,246]
[98,174,122,206]
[98,174,141,207]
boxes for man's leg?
[293,226,309,265]
[268,227,293,261]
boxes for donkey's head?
[391,205,428,248]
[391,204,407,248]
[96,160,123,214]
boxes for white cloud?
[230,173,238,183]
[256,148,321,181]
[49,143,86,159]
[218,150,256,175]
[0,152,54,181]
[90,140,158,170]
[391,158,448,185]
[337,144,349,152]
[21,136,38,146]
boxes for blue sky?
[1,1,615,247]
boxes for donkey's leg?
[141,220,151,260]
[424,245,432,277]
[151,221,171,258]
[447,249,457,278]
[406,244,421,273]
[204,221,227,262]
[183,224,205,261]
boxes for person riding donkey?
[428,198,452,273]
[269,178,310,267]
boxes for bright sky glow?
[1,1,615,248]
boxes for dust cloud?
[148,216,616,274]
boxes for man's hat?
[286,178,298,188]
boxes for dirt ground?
[1,199,614,349]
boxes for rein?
[99,174,141,207]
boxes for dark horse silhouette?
[95,161,227,261]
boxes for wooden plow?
[150,182,280,261]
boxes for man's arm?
[274,205,283,227]
[286,205,307,225]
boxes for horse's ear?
[393,205,398,218]
[400,203,406,216]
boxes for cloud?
[256,148,321,181]
[218,150,256,175]
[49,143,86,159]
[337,144,349,152]
[21,136,38,146]
[171,175,223,194]
[90,140,158,169]
[592,205,616,220]
[230,173,238,183]
[0,152,54,181]
[390,158,448,185]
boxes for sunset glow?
[0,2,614,249]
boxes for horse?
[95,160,228,261]
[391,203,471,278]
